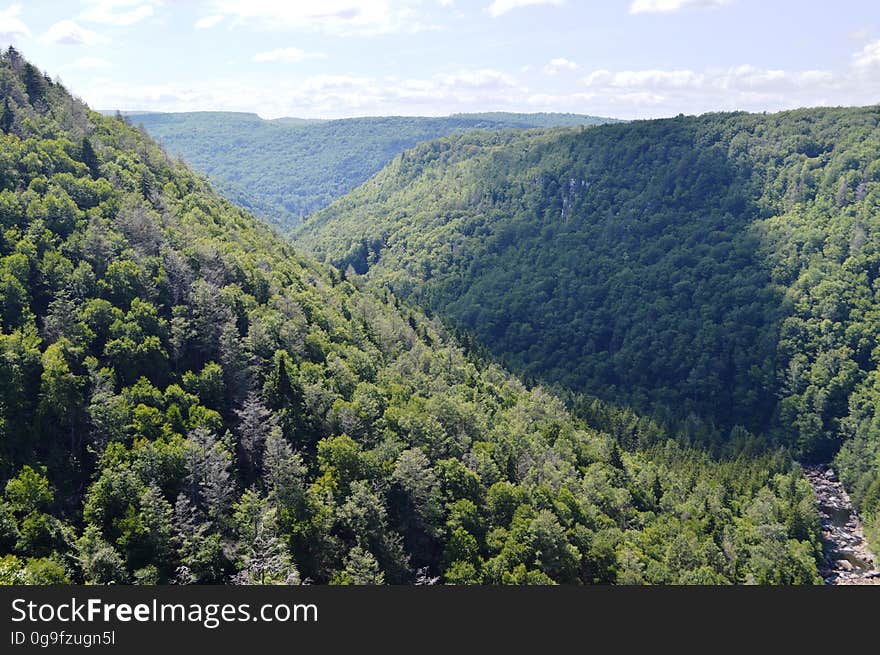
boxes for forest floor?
[804,466,880,585]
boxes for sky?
[0,0,878,120]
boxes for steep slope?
[126,111,615,228]
[0,50,822,585]
[296,108,880,547]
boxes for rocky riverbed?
[804,466,880,585]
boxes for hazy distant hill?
[120,111,617,228]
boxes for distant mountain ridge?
[114,110,617,228]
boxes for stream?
[804,466,880,585]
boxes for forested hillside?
[0,50,823,585]
[296,107,880,550]
[127,111,613,228]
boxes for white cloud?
[487,0,564,18]
[584,68,704,88]
[853,39,880,69]
[76,39,880,122]
[721,64,833,89]
[83,76,383,118]
[572,58,877,119]
[195,14,224,29]
[80,65,531,119]
[543,57,578,75]
[629,0,730,15]
[70,56,112,69]
[434,68,517,89]
[205,0,439,36]
[0,4,30,42]
[252,47,325,63]
[80,0,157,26]
[582,66,836,93]
[40,19,108,46]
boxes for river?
[804,466,880,585]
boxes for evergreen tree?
[337,545,384,585]
[184,427,234,523]
[234,391,276,485]
[0,98,13,134]
[22,63,45,107]
[81,138,100,178]
[232,499,299,585]
[262,428,306,509]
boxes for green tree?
[334,545,384,585]
[81,138,100,178]
[1,97,13,134]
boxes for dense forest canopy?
[0,50,823,585]
[296,106,880,550]
[126,111,615,229]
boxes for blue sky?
[1,0,878,119]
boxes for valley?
[0,49,828,586]
[1,43,879,586]
[124,111,615,230]
[294,107,880,562]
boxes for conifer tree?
[0,98,13,134]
